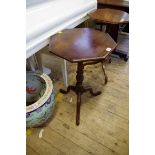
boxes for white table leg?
[28,54,68,88]
[27,55,37,71]
[61,59,68,88]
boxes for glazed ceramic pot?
[26,71,55,127]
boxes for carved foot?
[83,87,101,96]
[60,86,75,94]
[124,55,129,62]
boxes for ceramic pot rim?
[26,72,53,113]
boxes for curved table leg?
[101,62,108,84]
[60,86,75,94]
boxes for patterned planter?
[26,71,55,127]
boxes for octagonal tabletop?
[49,28,117,63]
[89,9,129,24]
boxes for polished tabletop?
[97,0,129,8]
[49,28,117,63]
[89,8,129,24]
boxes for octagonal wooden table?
[49,28,117,125]
[89,8,129,61]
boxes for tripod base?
[60,85,101,125]
[60,61,107,125]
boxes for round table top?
[89,8,129,24]
[49,28,117,63]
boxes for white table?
[26,0,97,87]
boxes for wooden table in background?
[97,0,129,12]
[89,8,129,61]
[97,0,129,34]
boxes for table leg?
[106,24,119,42]
[101,61,108,84]
[76,92,81,125]
[106,24,129,61]
[60,62,102,125]
[61,60,68,88]
[27,55,39,71]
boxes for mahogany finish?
[49,28,116,63]
[98,0,129,8]
[97,0,129,34]
[89,8,129,25]
[49,28,117,125]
